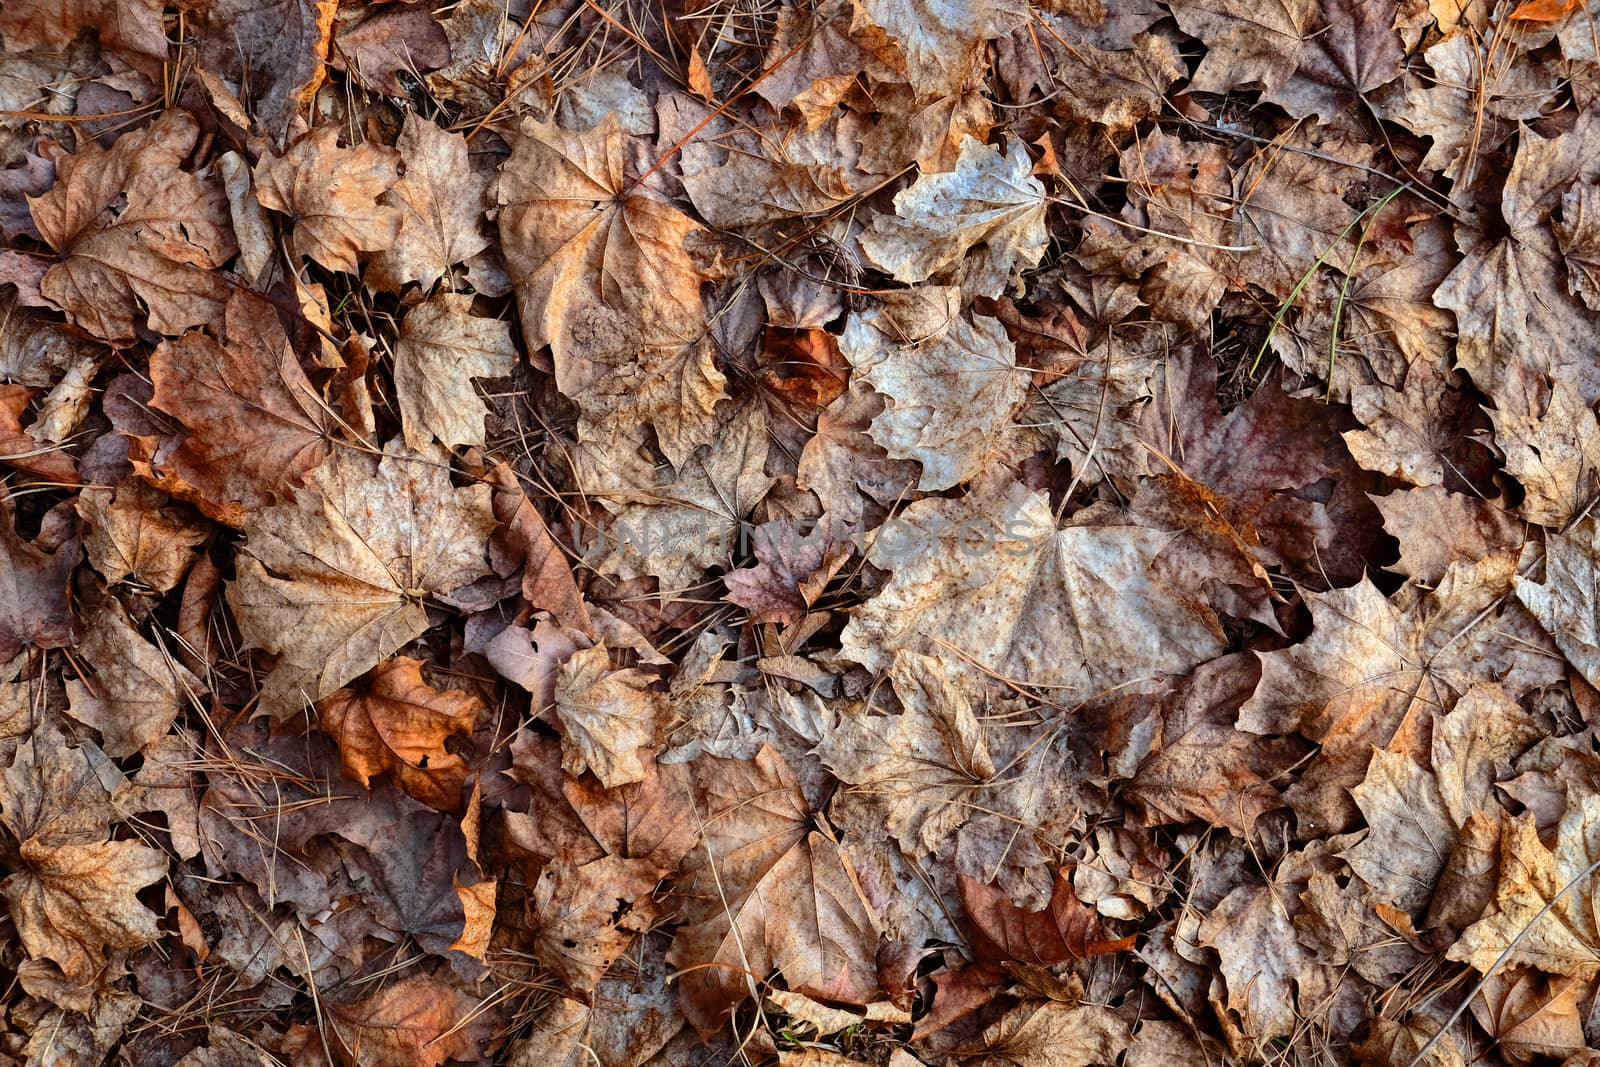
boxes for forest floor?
[3,0,1600,1065]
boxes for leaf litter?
[3,2,1600,1065]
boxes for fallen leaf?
[960,869,1137,966]
[839,288,1026,491]
[1517,515,1600,690]
[65,594,201,758]
[147,291,336,525]
[317,657,480,813]
[253,127,402,274]
[227,440,496,717]
[1240,555,1561,834]
[26,111,236,344]
[368,115,492,292]
[1451,793,1600,979]
[0,723,166,984]
[394,292,516,450]
[668,746,879,1034]
[497,113,706,397]
[0,500,77,662]
[841,483,1225,695]
[859,136,1047,298]
[324,970,492,1067]
[553,643,665,789]
[76,479,207,592]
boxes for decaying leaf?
[227,440,496,716]
[318,657,480,813]
[842,483,1225,695]
[393,292,517,450]
[27,111,236,344]
[254,127,402,274]
[0,723,166,984]
[148,291,336,525]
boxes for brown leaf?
[0,0,165,74]
[959,869,1136,967]
[1451,794,1600,978]
[368,115,491,292]
[483,462,591,635]
[324,970,492,1067]
[188,0,337,138]
[0,385,78,484]
[839,288,1026,490]
[496,113,706,397]
[951,999,1128,1067]
[0,723,166,984]
[724,518,849,626]
[1516,514,1600,691]
[0,500,77,662]
[65,594,201,758]
[1170,0,1402,123]
[226,440,496,717]
[148,291,336,526]
[393,292,516,450]
[553,644,665,789]
[533,854,664,992]
[841,483,1225,695]
[253,127,402,274]
[27,111,236,344]
[1123,654,1288,836]
[1240,555,1562,834]
[332,5,451,98]
[669,747,879,1034]
[76,478,207,592]
[317,657,480,813]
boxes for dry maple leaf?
[1122,654,1289,836]
[506,958,683,1067]
[997,13,1183,129]
[0,0,166,75]
[0,723,166,984]
[1434,110,1600,413]
[65,594,202,759]
[1240,554,1562,834]
[318,656,480,814]
[1486,378,1600,528]
[26,111,236,345]
[953,999,1128,1067]
[1554,181,1600,309]
[368,115,492,292]
[855,0,1025,100]
[553,643,666,789]
[817,651,1022,857]
[147,291,336,526]
[532,853,665,992]
[394,292,517,450]
[840,287,1026,491]
[1517,515,1600,690]
[959,869,1137,966]
[668,746,879,1035]
[227,440,496,717]
[0,385,78,484]
[187,0,337,138]
[860,136,1046,298]
[323,970,491,1067]
[76,479,207,593]
[753,0,904,126]
[1170,0,1403,123]
[841,483,1225,695]
[497,113,707,397]
[0,500,77,662]
[1451,792,1600,979]
[253,126,402,274]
